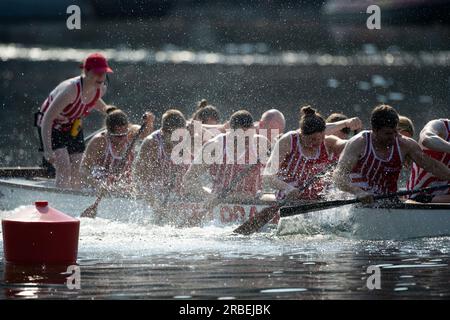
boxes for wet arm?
[406,139,450,181]
[182,142,213,199]
[262,134,293,192]
[133,138,159,191]
[419,120,450,154]
[325,135,347,156]
[325,117,362,135]
[80,137,105,186]
[333,137,367,196]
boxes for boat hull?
[278,203,450,240]
[0,177,274,226]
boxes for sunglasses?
[341,127,351,135]
[108,129,129,137]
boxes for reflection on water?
[1,211,450,299]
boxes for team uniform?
[407,119,450,199]
[209,133,263,197]
[99,134,134,185]
[36,76,101,154]
[350,131,403,195]
[276,130,337,200]
[150,129,190,195]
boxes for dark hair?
[299,105,326,135]
[230,110,254,130]
[371,104,399,130]
[162,109,186,133]
[105,105,119,114]
[197,99,208,109]
[106,109,128,133]
[193,105,220,124]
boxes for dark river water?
[1,13,450,300]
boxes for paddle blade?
[80,202,99,218]
[233,206,280,235]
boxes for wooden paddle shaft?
[280,184,450,218]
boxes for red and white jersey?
[102,135,134,184]
[38,76,101,131]
[209,134,263,196]
[276,130,336,200]
[407,119,450,197]
[350,131,403,195]
[151,129,190,194]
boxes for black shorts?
[38,127,86,155]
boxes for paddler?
[263,106,352,201]
[407,118,450,203]
[182,110,270,204]
[334,105,450,203]
[35,52,112,189]
[133,109,190,206]
[80,107,154,192]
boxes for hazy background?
[1,0,450,166]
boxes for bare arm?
[80,136,106,187]
[262,133,294,192]
[94,98,108,114]
[182,140,215,199]
[133,137,160,191]
[333,135,369,197]
[325,135,347,156]
[325,117,363,136]
[129,112,155,140]
[403,137,450,181]
[419,120,450,154]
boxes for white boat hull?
[278,203,450,240]
[0,177,274,225]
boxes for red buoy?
[2,201,80,264]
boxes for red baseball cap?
[81,52,113,73]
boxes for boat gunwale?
[0,176,276,206]
[2,168,449,210]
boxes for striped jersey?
[209,133,263,196]
[38,76,101,131]
[150,129,190,194]
[102,135,134,184]
[276,130,337,200]
[407,119,450,197]
[350,131,403,195]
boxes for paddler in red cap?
[35,52,113,189]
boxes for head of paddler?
[81,52,113,89]
[229,110,254,131]
[397,115,415,138]
[192,99,220,125]
[299,105,326,150]
[259,109,286,143]
[161,109,187,144]
[371,104,400,146]
[106,107,129,143]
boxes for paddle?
[280,184,450,218]
[80,115,149,218]
[233,162,337,235]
